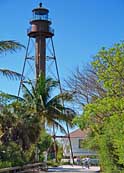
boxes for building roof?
[69,129,88,138]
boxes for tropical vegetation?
[1,38,124,173]
[0,71,75,167]
[67,42,124,172]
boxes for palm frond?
[0,40,25,54]
[46,92,73,110]
[47,117,67,134]
[36,73,58,101]
[22,83,34,101]
[49,92,73,104]
[0,92,24,102]
[0,69,22,80]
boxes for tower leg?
[50,38,74,164]
[17,37,30,97]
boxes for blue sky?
[0,0,124,95]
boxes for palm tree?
[0,74,75,163]
[22,74,75,162]
[0,40,24,80]
[21,74,75,131]
[1,74,75,143]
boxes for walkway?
[28,165,100,173]
[47,165,100,173]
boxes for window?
[79,139,83,148]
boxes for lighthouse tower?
[17,2,74,164]
[27,3,54,78]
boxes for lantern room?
[27,3,54,38]
[32,3,49,21]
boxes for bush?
[0,142,28,166]
[47,160,59,167]
[61,161,70,165]
[0,161,12,168]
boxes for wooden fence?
[0,162,47,173]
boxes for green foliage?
[47,160,59,167]
[57,143,63,163]
[0,40,24,54]
[21,74,75,133]
[92,42,124,96]
[73,42,124,172]
[0,74,75,167]
[37,130,52,161]
[0,142,25,166]
[0,161,12,168]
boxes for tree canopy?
[67,42,124,172]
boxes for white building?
[62,129,96,159]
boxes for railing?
[0,162,47,173]
[31,14,51,22]
[27,26,54,35]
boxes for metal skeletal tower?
[18,3,74,164]
[18,2,56,95]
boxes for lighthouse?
[17,3,75,164]
[27,3,54,78]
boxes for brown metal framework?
[17,3,74,164]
